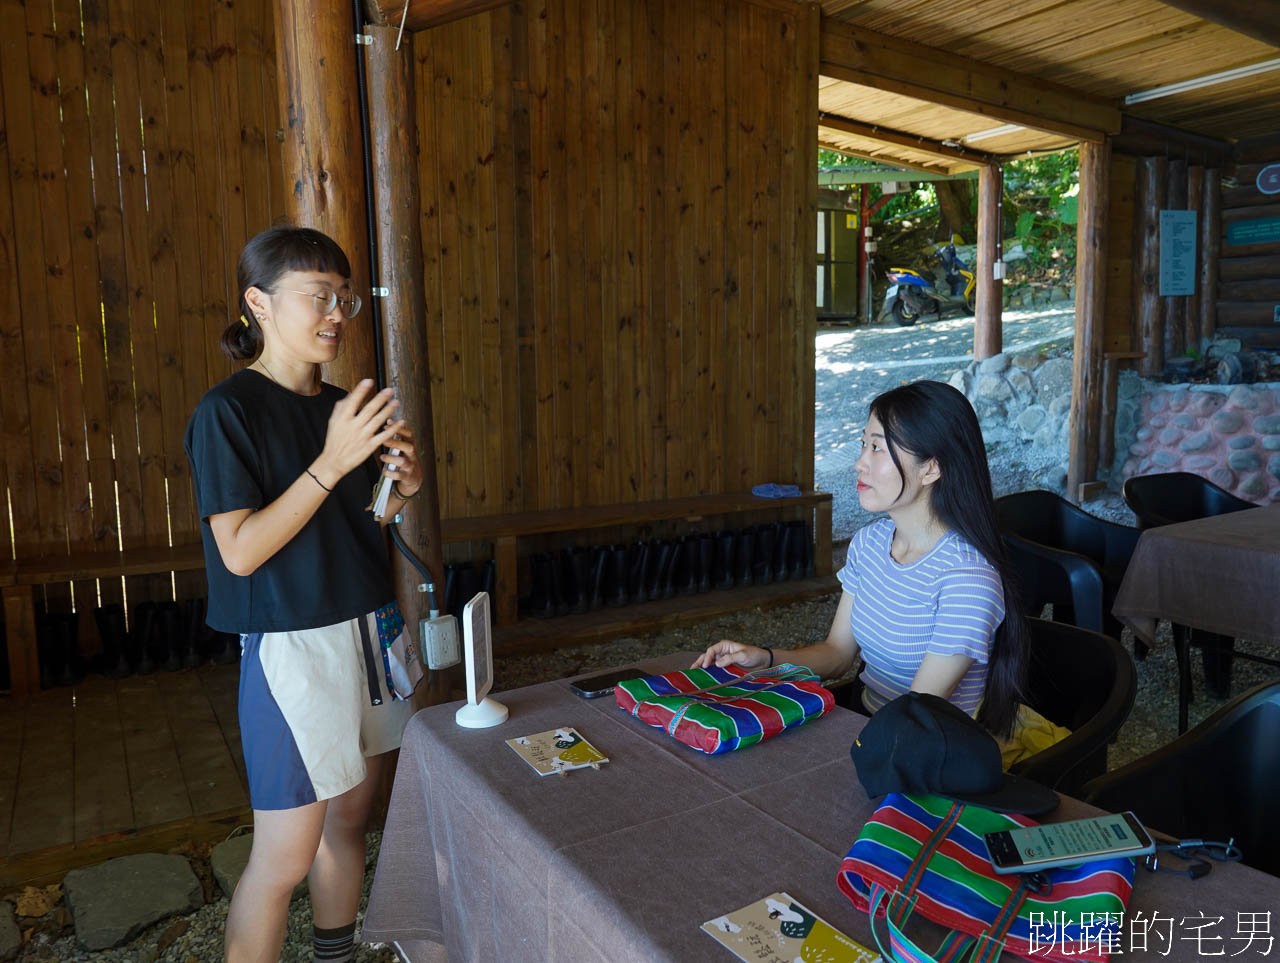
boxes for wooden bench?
[438,490,834,644]
[2,544,206,699]
[3,492,834,695]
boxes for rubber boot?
[799,521,816,577]
[528,554,556,619]
[156,601,183,672]
[696,534,714,593]
[671,538,696,597]
[629,541,651,604]
[771,522,791,584]
[648,541,675,601]
[588,546,609,610]
[753,524,776,586]
[132,601,157,675]
[785,520,805,579]
[480,558,496,597]
[94,603,132,679]
[180,597,205,669]
[734,528,755,588]
[444,563,461,617]
[607,545,630,607]
[713,530,735,591]
[558,548,584,614]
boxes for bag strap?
[868,853,1042,963]
[893,800,964,923]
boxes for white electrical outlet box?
[420,614,460,670]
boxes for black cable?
[1144,838,1243,880]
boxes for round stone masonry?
[1115,380,1280,506]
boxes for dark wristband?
[762,646,774,668]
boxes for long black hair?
[868,380,1028,738]
[219,225,353,361]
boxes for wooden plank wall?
[1219,138,1280,343]
[414,0,819,520]
[0,0,284,610]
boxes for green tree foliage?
[1002,148,1079,281]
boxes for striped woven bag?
[838,794,1134,963]
[614,663,833,754]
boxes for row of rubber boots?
[442,559,497,616]
[526,520,815,619]
[36,598,238,688]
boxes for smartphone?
[984,811,1156,874]
[568,667,647,699]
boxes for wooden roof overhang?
[813,0,1278,172]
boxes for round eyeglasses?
[281,288,363,319]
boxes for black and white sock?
[313,921,357,962]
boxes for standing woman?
[185,226,424,962]
[694,381,1028,739]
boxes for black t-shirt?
[184,369,393,633]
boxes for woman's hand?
[690,640,771,671]
[381,426,422,496]
[313,380,403,484]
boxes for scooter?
[881,237,976,327]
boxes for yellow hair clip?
[240,314,250,328]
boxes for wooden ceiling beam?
[364,0,511,32]
[820,16,1121,143]
[816,137,954,177]
[1153,0,1280,47]
[1112,115,1230,167]
[818,112,995,166]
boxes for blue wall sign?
[1159,210,1197,296]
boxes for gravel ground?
[15,301,1272,960]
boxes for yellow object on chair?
[999,703,1071,770]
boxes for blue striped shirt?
[838,518,1005,717]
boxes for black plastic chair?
[1121,471,1254,531]
[1083,681,1280,876]
[994,490,1142,651]
[1123,471,1263,701]
[1009,619,1137,797]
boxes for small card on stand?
[506,727,608,776]
[702,892,879,963]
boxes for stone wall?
[949,350,1076,449]
[1113,378,1280,504]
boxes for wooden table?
[1112,504,1280,733]
[362,653,1280,962]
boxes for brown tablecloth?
[363,653,1280,962]
[1112,505,1280,647]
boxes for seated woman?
[693,380,1028,738]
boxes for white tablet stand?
[454,591,509,728]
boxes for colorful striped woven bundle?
[838,794,1134,963]
[613,663,833,754]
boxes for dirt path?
[814,305,1075,538]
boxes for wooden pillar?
[1068,140,1110,502]
[1163,158,1187,362]
[1200,168,1220,342]
[974,163,1003,360]
[273,0,375,389]
[1185,165,1204,354]
[366,25,448,645]
[1135,156,1166,377]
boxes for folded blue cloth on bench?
[751,483,803,499]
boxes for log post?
[1099,356,1119,476]
[366,25,449,698]
[1135,156,1166,377]
[273,0,375,389]
[974,163,1003,360]
[1163,158,1187,363]
[1185,165,1204,354]
[1200,168,1220,343]
[1068,140,1110,502]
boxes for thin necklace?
[254,358,318,395]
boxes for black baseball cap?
[850,692,1059,815]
